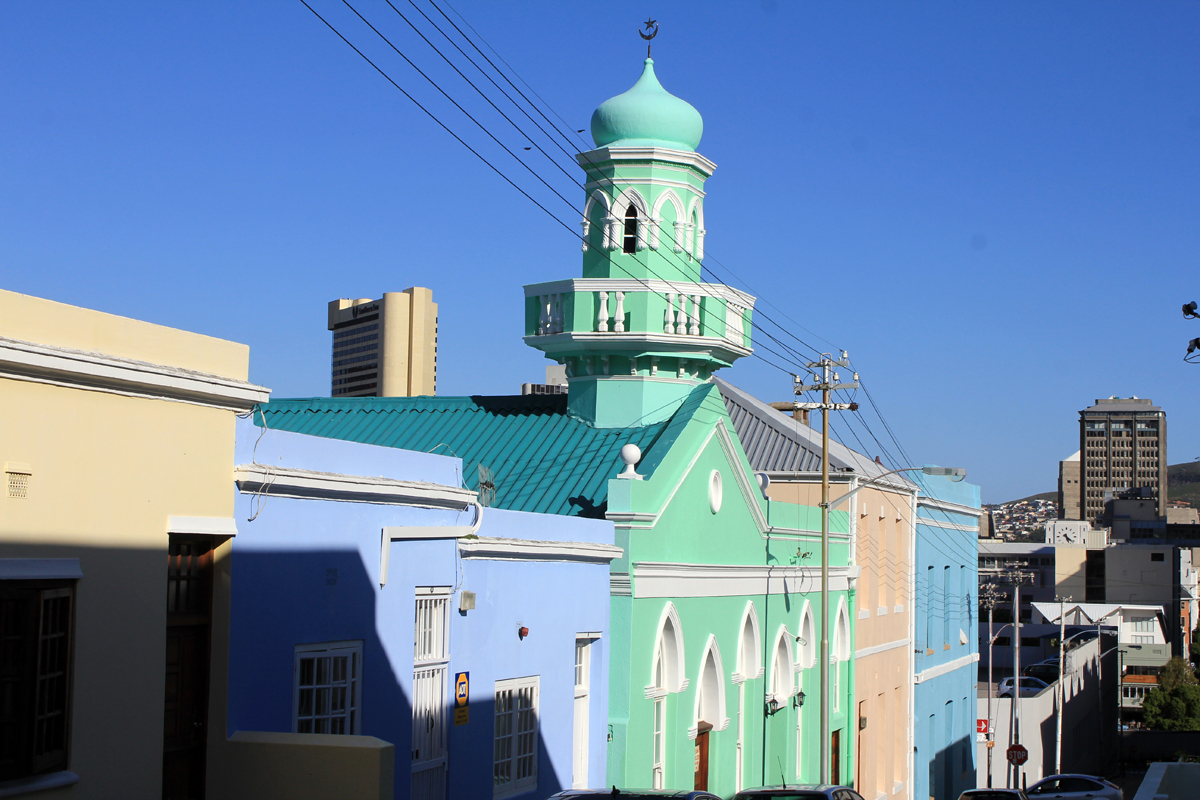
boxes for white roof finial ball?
[618,443,644,480]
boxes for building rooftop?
[252,385,714,517]
[1081,397,1161,413]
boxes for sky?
[2,1,1198,504]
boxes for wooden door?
[694,721,713,790]
[831,728,841,785]
[163,539,212,800]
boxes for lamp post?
[806,459,966,783]
[987,621,1014,788]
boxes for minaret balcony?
[523,277,754,367]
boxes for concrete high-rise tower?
[1079,397,1166,522]
[328,288,437,397]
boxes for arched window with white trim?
[623,205,639,254]
[832,599,851,712]
[695,636,726,731]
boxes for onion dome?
[590,59,703,152]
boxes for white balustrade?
[664,292,675,334]
[688,295,700,336]
[614,292,625,333]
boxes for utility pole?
[981,582,1001,787]
[1002,567,1031,789]
[793,352,858,785]
[1055,595,1072,775]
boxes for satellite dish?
[477,464,496,508]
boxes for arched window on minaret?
[623,205,639,254]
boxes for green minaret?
[524,57,755,427]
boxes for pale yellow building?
[0,288,268,798]
[718,378,917,800]
[328,288,437,398]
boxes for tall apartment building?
[1080,397,1166,522]
[327,288,437,397]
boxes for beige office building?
[327,288,437,398]
[1079,397,1166,522]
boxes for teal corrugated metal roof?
[253,394,675,517]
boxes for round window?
[709,469,723,514]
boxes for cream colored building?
[717,379,917,800]
[0,289,268,798]
[328,288,437,398]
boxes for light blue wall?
[227,419,614,798]
[912,470,980,800]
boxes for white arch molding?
[735,600,761,681]
[686,196,706,260]
[581,190,611,252]
[798,601,816,669]
[650,189,687,252]
[692,634,729,735]
[651,602,688,694]
[769,624,796,702]
[833,596,851,662]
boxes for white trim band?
[0,336,269,412]
[914,652,979,684]
[915,516,979,533]
[855,637,910,660]
[458,536,623,564]
[633,561,862,598]
[234,464,476,509]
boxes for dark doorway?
[694,721,712,790]
[162,538,212,800]
[830,728,841,785]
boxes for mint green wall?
[604,384,856,793]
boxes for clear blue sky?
[3,1,1198,503]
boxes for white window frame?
[651,649,666,789]
[293,640,363,735]
[494,675,539,798]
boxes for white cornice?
[458,536,623,564]
[584,176,706,197]
[577,146,717,176]
[234,463,476,509]
[632,561,862,598]
[523,278,755,309]
[167,516,238,537]
[0,336,269,412]
[917,496,982,518]
[523,332,751,363]
[914,652,979,684]
[916,516,980,533]
[610,572,632,596]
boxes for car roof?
[738,785,843,793]
[551,791,709,798]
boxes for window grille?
[5,471,29,499]
[294,641,362,734]
[494,676,539,797]
[415,592,449,663]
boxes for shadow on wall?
[225,548,566,800]
[925,734,976,800]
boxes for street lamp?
[815,463,966,783]
[986,622,1015,787]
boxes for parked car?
[997,676,1049,697]
[549,792,721,799]
[735,787,867,800]
[1023,660,1061,683]
[1026,774,1122,800]
[958,790,1029,800]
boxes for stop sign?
[1006,744,1029,766]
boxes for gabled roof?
[714,377,914,491]
[252,392,691,517]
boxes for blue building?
[911,471,981,800]
[224,417,619,800]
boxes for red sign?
[1006,745,1029,766]
[977,719,989,734]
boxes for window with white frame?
[294,641,362,734]
[651,647,666,789]
[1130,617,1155,633]
[494,675,539,798]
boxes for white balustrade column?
[597,292,609,333]
[614,292,625,333]
[664,293,675,334]
[539,295,549,335]
[675,295,687,335]
[688,295,700,336]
